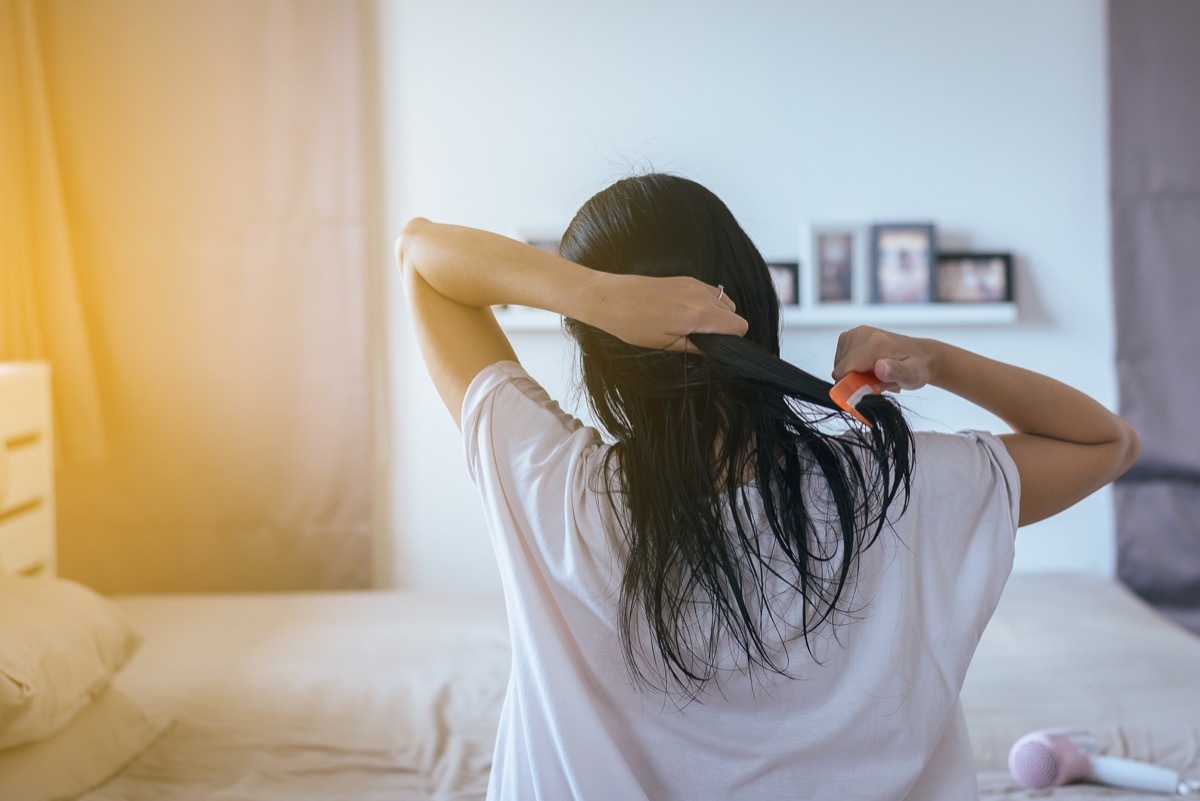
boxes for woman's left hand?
[582,273,749,352]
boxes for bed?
[2,360,1199,800]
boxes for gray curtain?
[1110,0,1200,633]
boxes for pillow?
[0,687,169,801]
[0,576,142,749]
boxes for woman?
[396,174,1138,800]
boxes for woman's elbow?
[394,217,430,275]
[1115,420,1140,478]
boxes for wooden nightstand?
[0,362,56,577]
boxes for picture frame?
[935,252,1014,303]
[766,261,800,306]
[808,225,864,305]
[869,223,937,304]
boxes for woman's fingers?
[870,359,905,393]
[607,275,747,352]
[832,326,933,391]
[833,326,881,378]
[712,283,737,314]
[654,280,747,351]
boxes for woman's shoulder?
[462,360,609,478]
[906,428,1021,526]
[828,426,1017,505]
[464,360,582,432]
[910,429,1012,468]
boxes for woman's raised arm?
[395,218,747,427]
[832,326,1139,526]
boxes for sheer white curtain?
[17,0,373,591]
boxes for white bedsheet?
[84,575,1200,800]
[965,573,1200,798]
[87,591,509,801]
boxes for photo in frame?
[935,252,1014,303]
[869,223,937,304]
[809,225,863,305]
[766,261,800,306]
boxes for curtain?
[0,0,105,462]
[25,0,372,592]
[1109,0,1200,633]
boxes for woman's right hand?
[832,326,942,393]
[834,325,1139,527]
[581,273,749,353]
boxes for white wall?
[376,0,1112,592]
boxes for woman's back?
[464,360,1019,800]
[396,171,1136,799]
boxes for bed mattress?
[81,574,1200,800]
[967,573,1200,798]
[87,591,509,801]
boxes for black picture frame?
[869,223,937,304]
[935,252,1014,303]
[766,261,800,306]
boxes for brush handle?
[830,371,880,425]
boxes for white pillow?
[0,576,143,749]
[0,687,169,801]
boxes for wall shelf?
[780,302,1017,328]
[495,302,1017,332]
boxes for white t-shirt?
[463,361,1019,801]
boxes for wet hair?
[559,173,914,697]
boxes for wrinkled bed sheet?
[966,573,1200,798]
[88,591,509,801]
[87,574,1200,800]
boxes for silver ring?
[716,284,725,301]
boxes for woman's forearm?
[835,327,1135,451]
[395,218,600,320]
[395,217,748,352]
[833,326,1139,524]
[927,340,1132,448]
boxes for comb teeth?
[829,371,881,426]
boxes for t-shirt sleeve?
[922,429,1021,534]
[460,361,608,583]
[904,430,1021,644]
[461,361,589,482]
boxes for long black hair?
[559,173,914,697]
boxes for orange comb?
[830,371,881,426]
